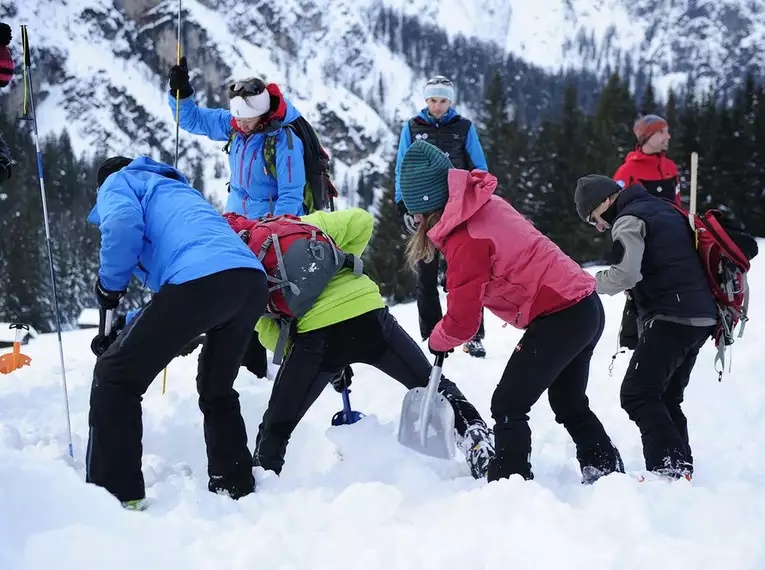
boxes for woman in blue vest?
[168,57,306,218]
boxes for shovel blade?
[331,409,364,426]
[0,352,32,375]
[398,387,456,459]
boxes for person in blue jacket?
[168,57,306,218]
[394,75,490,358]
[86,156,268,509]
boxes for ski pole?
[160,0,182,395]
[174,0,182,168]
[21,26,74,458]
[689,151,698,248]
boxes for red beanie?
[633,114,668,146]
[0,23,13,88]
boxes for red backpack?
[673,205,753,379]
[223,212,363,363]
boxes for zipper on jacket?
[245,149,258,191]
[239,135,251,187]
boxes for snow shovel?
[331,388,364,426]
[398,353,456,459]
[0,323,33,374]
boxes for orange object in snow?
[0,323,33,374]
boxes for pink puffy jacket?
[428,169,596,352]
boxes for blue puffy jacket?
[169,83,306,219]
[87,156,264,293]
[394,107,487,203]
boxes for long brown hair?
[405,210,444,269]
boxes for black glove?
[396,201,418,235]
[95,279,125,310]
[0,23,11,46]
[168,56,193,99]
[396,200,407,220]
[427,342,453,359]
[618,293,639,350]
[329,366,353,393]
[0,162,10,183]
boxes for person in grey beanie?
[575,174,717,480]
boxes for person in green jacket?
[229,208,495,479]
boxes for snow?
[76,308,100,328]
[2,244,765,569]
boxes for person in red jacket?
[400,140,624,483]
[613,114,680,205]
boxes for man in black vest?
[394,75,489,357]
[574,174,717,480]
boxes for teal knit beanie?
[400,140,452,214]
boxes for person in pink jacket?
[400,140,624,483]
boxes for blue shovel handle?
[331,388,364,426]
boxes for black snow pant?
[416,253,485,342]
[254,307,485,474]
[241,329,268,378]
[488,292,624,482]
[620,320,714,476]
[86,269,267,503]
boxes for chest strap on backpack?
[264,315,295,365]
[343,253,364,276]
[258,234,301,296]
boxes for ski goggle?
[228,81,265,97]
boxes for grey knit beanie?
[574,175,622,222]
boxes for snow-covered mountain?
[2,0,762,207]
[391,0,765,95]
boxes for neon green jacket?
[256,208,385,354]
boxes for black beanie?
[97,156,133,189]
[574,175,622,222]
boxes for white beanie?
[423,75,455,102]
[230,90,271,119]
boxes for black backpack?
[224,116,338,213]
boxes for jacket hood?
[624,148,666,164]
[87,156,189,225]
[428,169,498,248]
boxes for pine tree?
[640,80,658,115]
[363,163,416,303]
[530,81,608,262]
[590,71,638,177]
[478,71,511,179]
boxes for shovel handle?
[419,355,444,447]
[99,308,114,337]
